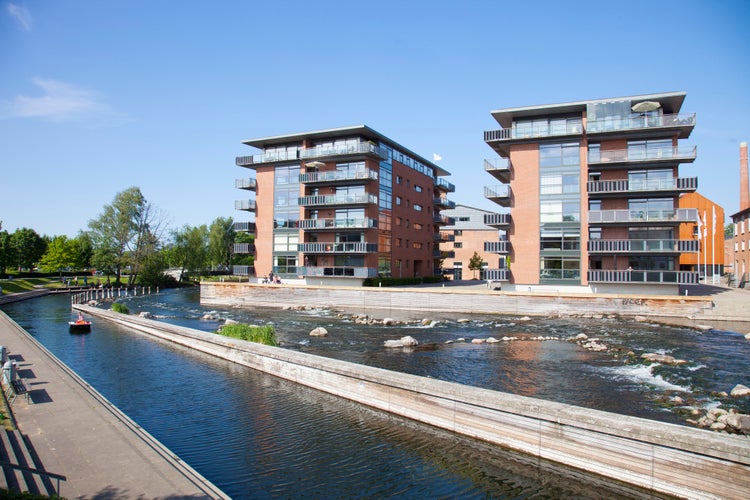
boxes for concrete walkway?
[0,310,228,499]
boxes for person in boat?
[75,312,87,325]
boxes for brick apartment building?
[234,125,455,285]
[483,91,700,294]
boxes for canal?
[3,288,749,498]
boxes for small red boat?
[69,312,91,333]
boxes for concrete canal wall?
[75,304,750,499]
[200,282,714,320]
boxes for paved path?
[0,310,228,499]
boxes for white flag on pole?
[712,205,716,233]
[696,212,702,240]
[703,210,707,238]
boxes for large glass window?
[627,139,673,160]
[540,142,580,167]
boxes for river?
[3,288,749,498]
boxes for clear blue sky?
[1,0,748,237]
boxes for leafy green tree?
[88,187,166,285]
[38,235,77,275]
[725,223,734,239]
[208,217,235,271]
[72,232,94,270]
[10,227,46,270]
[232,231,254,266]
[468,251,485,280]
[0,228,12,276]
[171,224,209,280]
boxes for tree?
[72,232,94,270]
[207,217,235,271]
[0,228,12,276]
[38,235,77,275]
[468,251,485,280]
[10,227,46,270]
[725,223,734,239]
[170,224,209,281]
[88,187,166,285]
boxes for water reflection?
[3,290,748,498]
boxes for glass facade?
[274,164,300,276]
[539,142,581,283]
[378,143,393,276]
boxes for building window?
[395,217,402,226]
[396,196,402,206]
[414,204,423,212]
[413,242,423,249]
[413,222,423,230]
[414,185,423,193]
[454,230,463,236]
[539,142,579,167]
[454,242,463,248]
[396,238,402,247]
[396,175,402,184]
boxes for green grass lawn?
[0,277,61,294]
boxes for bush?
[217,323,277,346]
[111,302,130,314]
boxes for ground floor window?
[273,255,297,275]
[540,257,580,281]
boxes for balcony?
[484,120,583,156]
[588,208,697,225]
[434,231,455,242]
[436,178,456,193]
[484,158,512,183]
[298,193,377,208]
[588,269,699,285]
[235,199,256,212]
[588,146,697,166]
[483,268,510,281]
[231,265,254,276]
[297,242,378,254]
[484,185,511,207]
[233,243,255,254]
[586,113,696,139]
[298,218,377,230]
[235,178,257,191]
[300,141,388,161]
[233,221,255,233]
[433,215,455,225]
[484,241,510,253]
[301,266,379,279]
[588,239,699,254]
[235,150,299,167]
[435,250,455,259]
[433,197,456,209]
[299,169,378,186]
[587,177,698,197]
[484,213,511,228]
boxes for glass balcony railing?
[234,199,256,211]
[484,185,511,207]
[484,241,510,253]
[298,218,377,230]
[433,215,455,225]
[298,193,377,207]
[436,178,456,192]
[484,158,512,183]
[484,120,583,142]
[297,242,378,253]
[301,266,379,278]
[588,208,697,224]
[299,169,378,184]
[235,178,257,190]
[587,113,695,134]
[587,177,697,194]
[588,239,699,253]
[434,231,455,242]
[433,197,456,209]
[300,142,388,160]
[588,146,697,164]
[588,269,699,284]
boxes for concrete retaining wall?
[200,282,713,319]
[75,304,750,499]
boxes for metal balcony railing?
[483,268,510,281]
[433,215,455,225]
[234,199,256,211]
[587,239,699,253]
[298,193,377,207]
[586,113,696,134]
[484,158,512,183]
[588,145,697,164]
[233,243,254,254]
[434,231,455,242]
[484,241,510,253]
[299,169,378,184]
[301,266,379,278]
[484,185,511,207]
[588,208,697,224]
[588,269,699,284]
[298,218,377,230]
[232,265,254,276]
[233,221,255,232]
[235,178,257,190]
[297,242,378,254]
[484,213,511,227]
[587,177,697,195]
